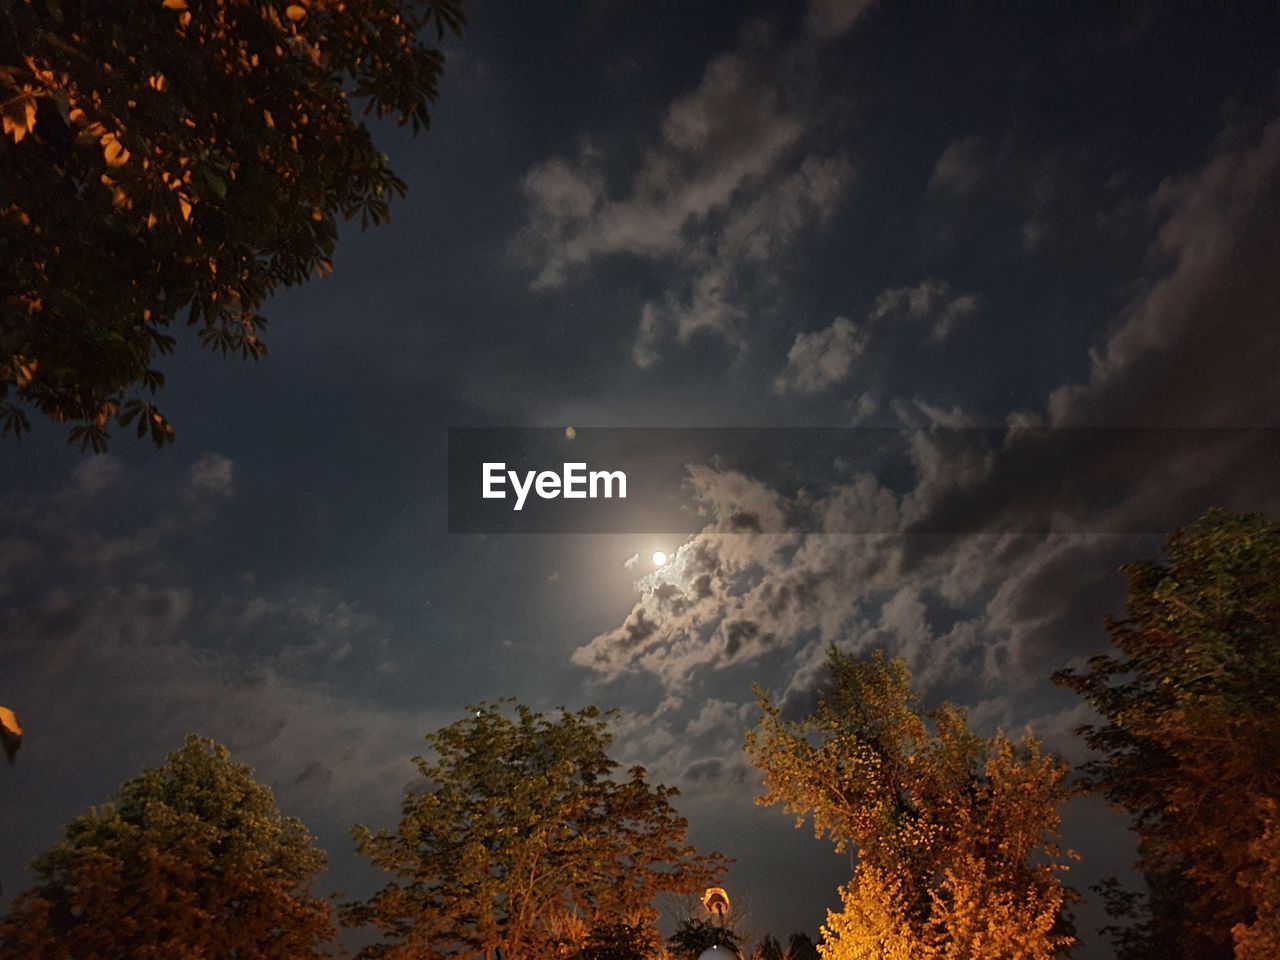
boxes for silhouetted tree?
[786,932,819,960]
[748,649,1077,960]
[1055,509,1280,960]
[668,917,742,959]
[0,735,333,958]
[347,701,729,960]
[573,920,663,960]
[753,933,784,960]
[1,0,464,449]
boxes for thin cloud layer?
[0,457,446,824]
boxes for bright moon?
[652,550,668,567]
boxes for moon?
[652,550,668,567]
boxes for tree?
[0,0,464,450]
[348,701,729,960]
[785,933,819,960]
[753,933,784,960]
[0,705,19,764]
[0,735,333,958]
[747,649,1076,960]
[667,917,742,959]
[1054,509,1280,960]
[1230,800,1280,960]
[573,920,663,960]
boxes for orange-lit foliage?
[347,702,729,960]
[748,650,1077,960]
[0,0,464,450]
[573,920,664,960]
[0,735,333,959]
[0,705,20,764]
[1056,510,1280,960]
[1232,801,1280,960]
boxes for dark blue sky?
[3,2,1280,955]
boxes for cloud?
[806,0,879,40]
[773,280,980,400]
[578,114,1280,713]
[0,456,444,831]
[185,452,236,499]
[866,278,980,343]
[1046,118,1280,427]
[515,25,859,366]
[925,137,1103,260]
[69,455,125,497]
[930,293,980,343]
[773,316,866,395]
[515,52,804,292]
[928,135,987,196]
[685,698,752,741]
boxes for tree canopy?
[667,917,743,960]
[0,0,464,450]
[785,932,819,960]
[0,735,334,959]
[747,649,1077,960]
[1055,509,1280,960]
[347,700,729,960]
[752,933,784,960]
[572,920,663,960]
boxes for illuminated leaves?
[0,705,21,765]
[749,651,1077,960]
[348,702,729,960]
[1232,802,1280,960]
[118,399,176,447]
[10,355,37,387]
[0,0,466,449]
[0,737,334,957]
[1055,510,1280,957]
[100,131,130,167]
[1,89,36,143]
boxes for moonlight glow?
[652,550,668,567]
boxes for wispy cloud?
[866,278,981,344]
[514,19,862,367]
[773,316,866,395]
[0,456,447,824]
[772,279,981,399]
[806,0,879,40]
[929,135,987,197]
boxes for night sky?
[3,2,1280,956]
